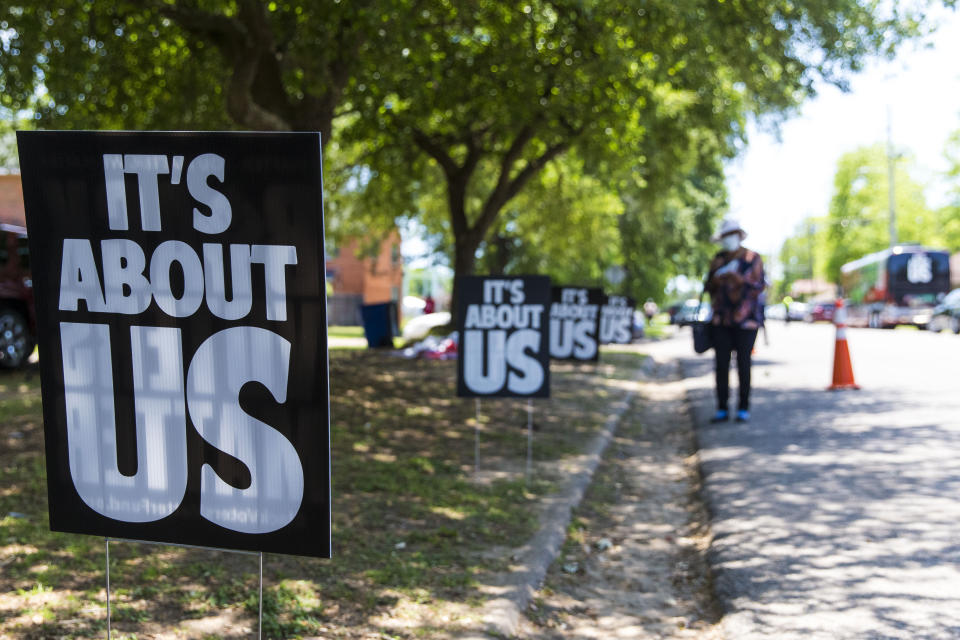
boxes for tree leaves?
[1,0,945,303]
[823,144,938,281]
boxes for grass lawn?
[642,316,675,340]
[327,325,365,339]
[327,325,406,350]
[0,349,646,639]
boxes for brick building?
[0,172,25,227]
[326,232,403,303]
[325,231,404,325]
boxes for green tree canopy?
[1,1,948,304]
[0,110,28,167]
[938,128,960,250]
[824,144,939,281]
[0,1,422,140]
[776,217,829,299]
[342,0,941,304]
[473,154,625,285]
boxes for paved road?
[645,322,960,639]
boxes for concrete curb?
[464,355,656,639]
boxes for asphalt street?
[645,321,960,639]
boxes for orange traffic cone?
[828,298,860,390]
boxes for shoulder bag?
[692,294,713,354]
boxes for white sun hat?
[711,218,747,242]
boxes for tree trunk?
[450,232,484,320]
[427,126,573,317]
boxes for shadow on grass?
[1,350,648,639]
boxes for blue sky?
[726,6,960,258]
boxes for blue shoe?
[736,410,750,423]
[710,410,729,423]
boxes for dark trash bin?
[360,302,399,348]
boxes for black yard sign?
[599,295,636,345]
[456,276,551,398]
[549,286,602,361]
[17,131,331,558]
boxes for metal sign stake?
[259,552,264,640]
[526,399,534,484]
[105,538,112,640]
[475,398,482,478]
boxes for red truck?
[0,223,36,368]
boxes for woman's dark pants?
[713,326,759,412]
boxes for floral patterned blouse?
[705,248,766,329]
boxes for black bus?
[839,245,950,329]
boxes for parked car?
[805,301,837,323]
[765,303,787,321]
[401,295,427,319]
[786,301,808,322]
[0,224,35,369]
[401,311,452,341]
[666,302,683,324]
[674,299,711,326]
[929,288,960,333]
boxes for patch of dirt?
[515,357,723,639]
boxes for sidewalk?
[509,351,722,639]
[675,322,960,639]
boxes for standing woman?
[705,219,766,423]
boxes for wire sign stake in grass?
[526,399,534,485]
[475,398,482,478]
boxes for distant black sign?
[17,131,330,558]
[456,276,551,398]
[599,295,636,345]
[549,286,602,361]
[888,250,950,304]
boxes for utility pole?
[887,106,898,248]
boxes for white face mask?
[721,234,741,252]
